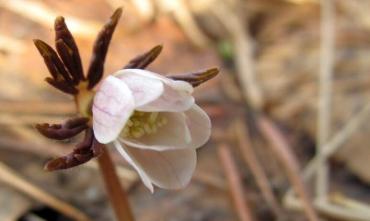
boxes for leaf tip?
[44,158,64,171]
[207,67,220,76]
[112,7,123,21]
[55,16,65,26]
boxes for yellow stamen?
[120,111,168,139]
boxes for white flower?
[92,69,211,192]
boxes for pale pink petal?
[92,76,135,144]
[138,83,194,112]
[116,69,193,93]
[113,141,154,192]
[114,70,164,107]
[121,104,211,150]
[116,69,194,112]
[114,141,196,190]
[184,104,211,148]
[120,112,192,151]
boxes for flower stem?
[97,148,135,221]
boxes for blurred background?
[0,0,369,220]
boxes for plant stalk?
[97,148,135,221]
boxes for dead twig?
[317,0,335,201]
[0,114,65,126]
[0,0,101,38]
[211,1,263,109]
[193,171,226,190]
[0,114,138,186]
[284,194,370,221]
[218,143,255,221]
[257,116,319,221]
[234,120,284,219]
[157,0,210,47]
[303,102,370,180]
[129,0,155,22]
[0,134,139,189]
[316,200,370,221]
[0,35,26,54]
[330,193,370,217]
[0,101,74,115]
[284,102,370,213]
[0,161,90,221]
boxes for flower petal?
[115,70,164,107]
[121,104,211,150]
[113,141,154,192]
[115,69,194,112]
[138,83,194,112]
[114,141,196,191]
[120,111,192,151]
[184,104,211,148]
[92,76,135,143]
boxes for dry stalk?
[0,0,101,38]
[284,194,370,221]
[283,100,370,216]
[218,143,255,221]
[257,116,319,221]
[193,171,226,190]
[303,102,370,181]
[97,148,135,221]
[210,1,263,110]
[157,0,210,47]
[330,194,370,217]
[0,114,138,185]
[0,114,65,126]
[0,101,74,115]
[315,200,370,221]
[234,120,284,219]
[0,161,90,221]
[317,0,335,201]
[0,35,26,54]
[129,0,155,22]
[282,103,370,220]
[0,134,139,189]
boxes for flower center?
[120,111,168,138]
[75,82,95,119]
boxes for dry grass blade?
[124,45,163,69]
[234,120,284,219]
[303,102,370,180]
[330,194,370,216]
[316,200,370,221]
[0,135,139,187]
[0,114,138,186]
[257,116,319,221]
[0,35,26,54]
[0,0,101,38]
[87,8,123,89]
[210,2,263,109]
[157,0,209,47]
[218,143,255,221]
[0,114,65,126]
[0,101,74,115]
[0,161,90,221]
[317,0,335,200]
[284,193,370,221]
